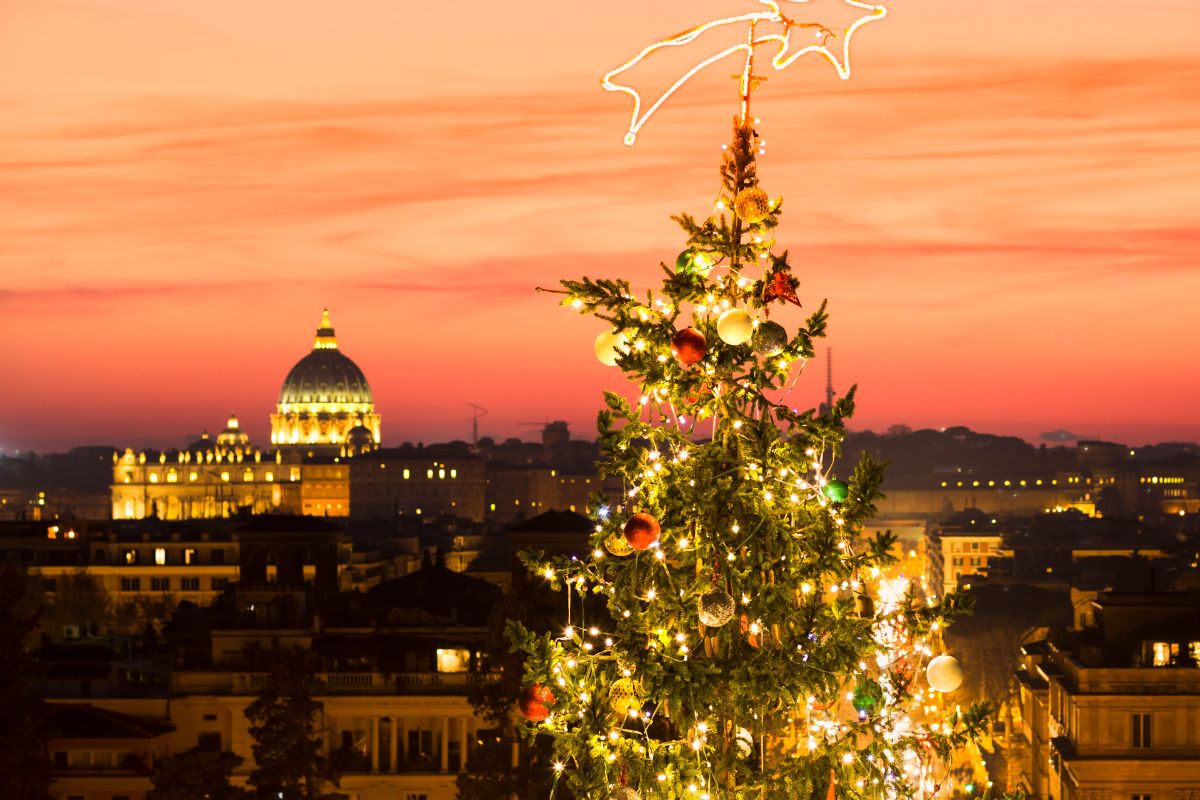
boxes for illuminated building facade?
[111,310,380,520]
[270,309,381,454]
[111,416,301,520]
[1015,593,1200,799]
[926,510,1004,596]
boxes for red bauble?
[671,327,707,366]
[519,684,555,722]
[623,512,661,550]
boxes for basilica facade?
[111,310,379,520]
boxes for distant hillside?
[843,426,1077,482]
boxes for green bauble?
[852,678,882,716]
[675,249,713,277]
[823,479,849,503]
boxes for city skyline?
[3,0,1199,452]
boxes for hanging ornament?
[697,589,736,627]
[733,186,771,224]
[851,678,882,718]
[926,654,964,693]
[738,614,761,649]
[671,327,707,366]
[609,677,642,717]
[608,788,641,800]
[519,684,555,722]
[595,330,630,367]
[752,321,788,356]
[675,249,714,277]
[604,533,635,556]
[823,479,849,504]
[762,266,802,308]
[735,726,755,758]
[623,512,661,550]
[716,308,754,346]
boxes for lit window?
[436,648,470,673]
[166,470,178,484]
[148,473,159,484]
[184,548,197,565]
[243,469,254,482]
[403,469,411,480]
[450,469,457,479]
[1152,642,1178,666]
[189,471,198,482]
[124,549,138,564]
[154,548,167,565]
[426,469,434,479]
[438,469,446,479]
[290,467,301,482]
[220,472,230,482]
[265,471,274,482]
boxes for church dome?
[277,309,374,409]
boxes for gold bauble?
[604,534,634,557]
[609,677,642,717]
[733,187,771,224]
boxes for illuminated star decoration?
[601,0,888,145]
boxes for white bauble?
[926,654,963,693]
[594,330,629,366]
[735,727,754,758]
[717,309,754,346]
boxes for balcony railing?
[172,670,500,695]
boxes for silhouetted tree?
[146,747,250,800]
[244,646,338,799]
[0,566,53,800]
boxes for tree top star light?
[602,0,888,144]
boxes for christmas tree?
[509,8,993,800]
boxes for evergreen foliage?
[146,747,251,800]
[0,566,53,800]
[244,646,338,800]
[512,121,991,800]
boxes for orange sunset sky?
[2,0,1198,453]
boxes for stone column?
[440,716,449,773]
[400,717,410,767]
[370,716,380,773]
[389,717,399,774]
[457,717,469,772]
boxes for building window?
[407,794,429,800]
[181,577,200,591]
[403,468,411,479]
[148,472,159,483]
[1132,795,1151,800]
[951,557,963,567]
[197,732,222,751]
[154,547,167,565]
[970,541,980,551]
[265,471,274,482]
[212,577,227,590]
[189,471,198,482]
[243,469,254,482]
[1152,642,1179,666]
[211,548,225,565]
[151,577,170,591]
[120,577,141,592]
[426,469,434,479]
[123,549,138,564]
[437,648,470,673]
[1132,713,1152,749]
[184,548,197,565]
[166,470,178,483]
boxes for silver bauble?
[753,321,788,356]
[698,589,736,627]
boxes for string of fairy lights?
[514,3,985,799]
